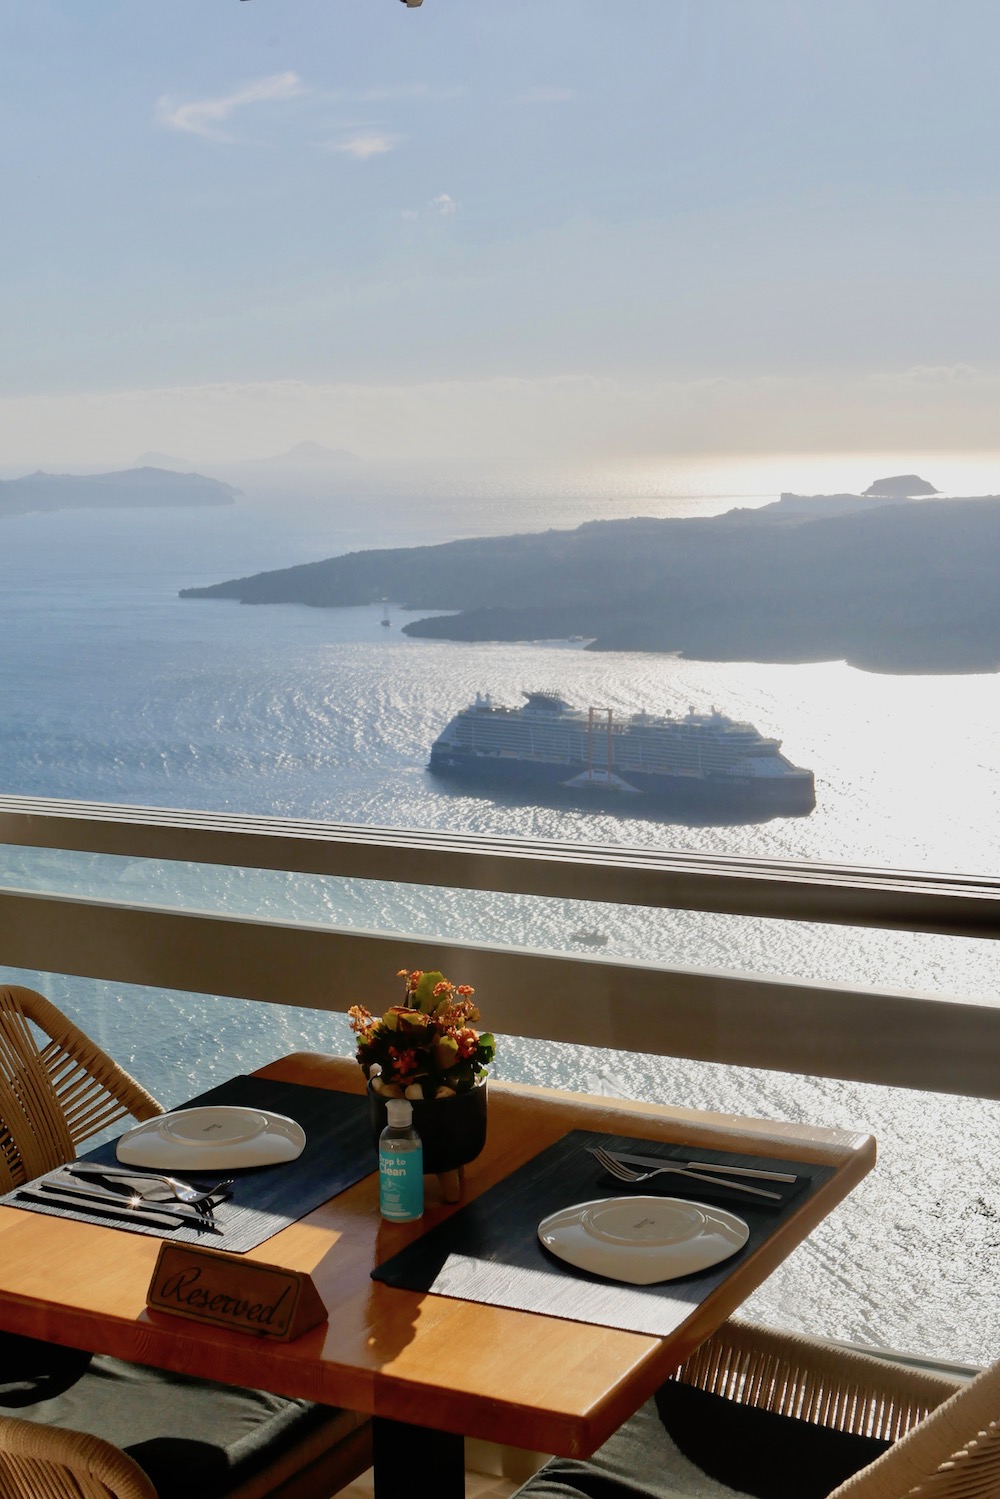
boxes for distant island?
[180,482,1000,675]
[249,440,360,468]
[863,474,940,498]
[128,441,361,478]
[0,466,239,519]
[133,451,198,472]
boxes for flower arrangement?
[348,969,495,1101]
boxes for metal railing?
[2,793,999,1099]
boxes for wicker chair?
[0,1407,373,1499]
[514,1319,998,1499]
[0,984,373,1499]
[677,1321,997,1498]
[0,984,163,1191]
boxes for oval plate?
[537,1195,749,1285]
[117,1106,306,1170]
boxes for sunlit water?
[2,450,998,1362]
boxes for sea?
[2,449,999,1364]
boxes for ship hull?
[428,746,815,815]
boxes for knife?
[599,1150,797,1184]
[16,1185,194,1231]
[33,1178,222,1231]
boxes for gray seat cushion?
[0,1331,343,1499]
[513,1378,891,1499]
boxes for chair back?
[829,1354,1000,1498]
[0,1414,157,1499]
[0,985,161,1191]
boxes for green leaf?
[413,970,447,1013]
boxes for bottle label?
[379,1143,424,1221]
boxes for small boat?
[570,931,609,948]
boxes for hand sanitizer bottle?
[379,1098,424,1221]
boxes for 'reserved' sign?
[147,1243,327,1342]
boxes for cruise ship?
[429,691,815,815]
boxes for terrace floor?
[343,1473,517,1499]
[341,1439,547,1499]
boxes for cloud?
[6,370,1000,467]
[352,84,466,103]
[157,72,306,142]
[400,194,457,219]
[893,363,981,385]
[327,133,399,160]
[516,86,575,104]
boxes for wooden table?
[0,1054,875,1495]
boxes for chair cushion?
[0,1331,347,1499]
[654,1380,891,1499]
[512,1377,892,1499]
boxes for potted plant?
[349,969,495,1174]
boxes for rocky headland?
[180,484,1000,675]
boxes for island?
[862,474,940,498]
[0,466,239,519]
[179,483,1000,675]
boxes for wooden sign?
[147,1243,327,1342]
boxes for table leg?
[437,1167,463,1203]
[373,1417,466,1499]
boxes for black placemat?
[4,1075,375,1253]
[372,1128,834,1338]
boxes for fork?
[139,1176,234,1210]
[590,1146,781,1201]
[68,1163,234,1210]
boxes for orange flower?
[353,966,493,1096]
[455,1026,479,1059]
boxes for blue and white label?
[379,1143,424,1221]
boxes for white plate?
[537,1196,749,1285]
[116,1106,306,1170]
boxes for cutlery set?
[589,1146,795,1202]
[67,1162,234,1207]
[21,1141,790,1238]
[22,1163,234,1232]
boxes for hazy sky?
[2,0,999,465]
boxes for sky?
[2,0,1000,467]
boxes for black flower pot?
[367,1078,488,1174]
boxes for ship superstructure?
[429,691,815,815]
